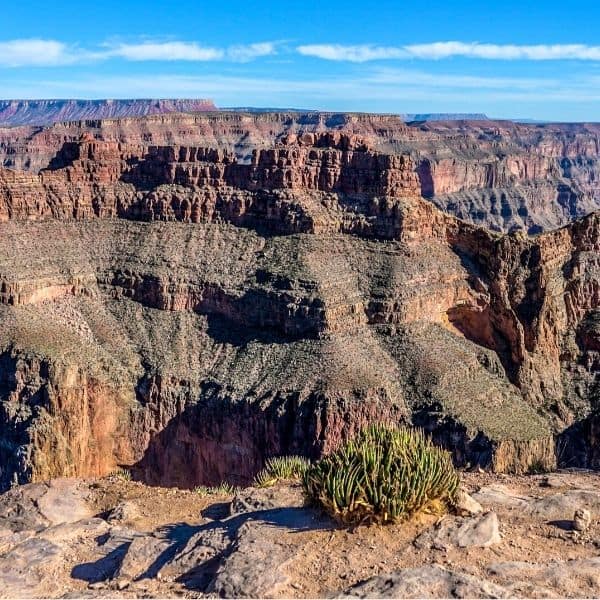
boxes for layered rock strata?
[2,113,600,233]
[0,124,598,489]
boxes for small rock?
[87,582,106,590]
[540,475,564,488]
[573,508,592,532]
[115,578,130,590]
[454,490,483,516]
[456,512,501,548]
[107,501,140,523]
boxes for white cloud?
[405,42,600,60]
[108,42,224,61]
[100,40,278,63]
[297,44,408,62]
[0,38,279,67]
[297,42,600,62]
[0,39,76,67]
[226,42,277,62]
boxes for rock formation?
[0,98,217,127]
[2,112,600,233]
[0,113,599,490]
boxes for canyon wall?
[2,113,600,233]
[0,116,599,489]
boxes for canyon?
[0,111,599,491]
[2,112,600,233]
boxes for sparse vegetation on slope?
[303,423,459,524]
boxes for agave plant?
[254,455,311,487]
[193,482,239,497]
[303,423,459,525]
[109,467,132,481]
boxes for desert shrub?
[253,455,311,487]
[109,467,132,481]
[193,482,239,497]
[303,423,459,524]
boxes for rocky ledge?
[2,472,600,598]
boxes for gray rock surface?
[415,512,501,550]
[107,501,141,524]
[208,521,296,598]
[229,485,306,516]
[0,479,92,534]
[338,565,511,598]
[454,489,483,516]
[488,557,600,597]
[115,534,173,581]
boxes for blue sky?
[2,0,600,120]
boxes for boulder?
[573,508,592,532]
[415,512,501,550]
[207,521,295,598]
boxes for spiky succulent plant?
[193,482,239,497]
[109,467,132,481]
[303,423,459,524]
[254,455,311,487]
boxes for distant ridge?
[224,108,489,121]
[0,99,217,127]
[0,99,492,128]
[402,113,489,121]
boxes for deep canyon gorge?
[1,110,600,491]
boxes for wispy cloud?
[107,41,277,62]
[0,38,278,67]
[108,41,224,61]
[405,42,600,60]
[297,44,407,62]
[297,42,600,62]
[5,38,600,67]
[0,39,77,67]
[371,68,559,90]
[226,42,278,62]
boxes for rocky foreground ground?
[2,471,600,598]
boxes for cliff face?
[0,116,599,489]
[2,113,600,233]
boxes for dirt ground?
[4,470,600,598]
[74,469,600,598]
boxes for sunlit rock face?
[1,112,600,489]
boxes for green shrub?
[193,482,239,497]
[303,423,459,525]
[109,467,132,481]
[253,455,311,487]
